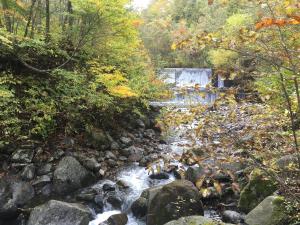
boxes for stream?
[89,68,222,225]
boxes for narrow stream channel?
[89,68,222,225]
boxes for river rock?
[0,178,35,219]
[107,194,122,209]
[163,216,234,225]
[37,163,52,175]
[53,156,96,193]
[131,197,147,218]
[107,213,128,225]
[222,210,244,224]
[147,180,204,225]
[103,183,115,192]
[11,149,34,163]
[245,195,288,225]
[21,164,35,180]
[149,172,169,180]
[27,200,92,225]
[121,146,143,158]
[120,137,132,146]
[238,169,277,213]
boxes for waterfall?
[162,68,212,88]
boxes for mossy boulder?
[245,195,288,225]
[147,180,204,225]
[163,216,234,225]
[238,169,277,213]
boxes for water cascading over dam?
[154,68,218,106]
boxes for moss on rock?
[238,169,277,213]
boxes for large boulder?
[0,178,35,219]
[245,195,288,225]
[53,156,96,193]
[147,180,204,225]
[163,216,234,225]
[238,169,277,213]
[185,166,204,183]
[27,200,93,225]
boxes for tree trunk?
[24,0,37,37]
[1,0,12,32]
[45,0,50,42]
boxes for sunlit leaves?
[255,17,300,30]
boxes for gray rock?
[11,149,34,163]
[110,142,120,151]
[106,151,117,160]
[27,200,92,225]
[83,158,101,171]
[163,216,234,225]
[107,213,128,225]
[131,197,147,218]
[21,164,35,180]
[147,180,204,225]
[33,175,52,187]
[103,183,115,192]
[136,119,146,129]
[222,210,244,224]
[121,146,143,158]
[245,196,288,225]
[53,156,96,193]
[120,137,132,146]
[0,178,35,219]
[37,164,52,176]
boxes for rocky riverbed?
[0,103,295,225]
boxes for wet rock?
[21,164,35,181]
[163,216,234,225]
[53,156,96,194]
[77,189,97,202]
[131,197,147,218]
[103,183,115,192]
[107,195,122,209]
[185,166,204,183]
[238,169,277,213]
[212,172,232,183]
[116,179,130,189]
[147,180,204,225]
[27,200,92,225]
[37,163,52,176]
[94,194,104,208]
[107,213,128,225]
[222,210,244,224]
[245,196,288,225]
[128,153,143,162]
[11,149,34,163]
[149,172,169,180]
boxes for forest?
[0,0,299,225]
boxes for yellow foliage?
[88,61,138,99]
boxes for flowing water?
[89,68,221,225]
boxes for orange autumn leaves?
[255,16,300,30]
